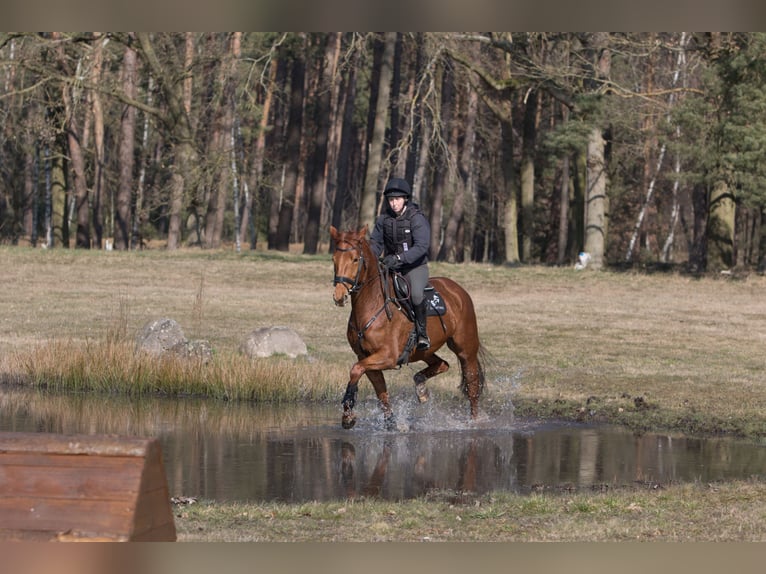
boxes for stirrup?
[416,336,430,350]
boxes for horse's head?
[330,225,369,307]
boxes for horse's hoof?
[415,383,429,403]
[342,415,356,429]
[383,415,397,431]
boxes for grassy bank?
[172,479,766,541]
[2,245,766,439]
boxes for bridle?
[333,239,396,341]
[333,241,368,295]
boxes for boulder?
[135,318,212,363]
[239,326,307,359]
[135,318,187,356]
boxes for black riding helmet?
[384,177,411,199]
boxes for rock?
[185,339,214,363]
[135,318,212,363]
[135,318,187,356]
[239,326,307,359]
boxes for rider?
[370,177,432,350]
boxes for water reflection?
[1,387,765,502]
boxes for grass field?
[3,244,766,438]
[3,245,766,541]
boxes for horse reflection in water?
[340,439,482,500]
[331,226,486,430]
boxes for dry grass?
[2,246,766,437]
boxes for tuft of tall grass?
[9,340,345,403]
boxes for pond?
[2,387,765,502]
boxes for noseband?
[333,242,366,294]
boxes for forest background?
[0,32,765,272]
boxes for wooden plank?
[131,439,176,541]
[0,432,176,541]
[0,457,143,500]
[131,486,177,539]
[0,432,151,457]
[0,497,136,533]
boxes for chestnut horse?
[330,226,485,429]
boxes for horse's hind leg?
[446,341,485,419]
[413,354,450,403]
[459,353,484,418]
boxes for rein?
[333,240,399,342]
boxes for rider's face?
[388,196,406,215]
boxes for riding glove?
[381,254,400,270]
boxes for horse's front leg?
[366,370,396,430]
[341,355,396,430]
[341,358,373,429]
[341,382,359,429]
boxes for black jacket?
[370,202,430,269]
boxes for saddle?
[391,273,447,320]
[389,271,447,365]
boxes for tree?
[116,37,138,250]
[135,33,200,250]
[439,82,478,262]
[270,35,306,251]
[304,33,340,254]
[582,32,612,270]
[358,32,396,230]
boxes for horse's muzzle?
[334,295,348,307]
[333,286,348,307]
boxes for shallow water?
[1,387,765,502]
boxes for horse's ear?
[359,224,368,237]
[330,226,339,240]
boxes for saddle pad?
[425,286,446,316]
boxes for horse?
[330,225,485,430]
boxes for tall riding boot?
[414,301,430,350]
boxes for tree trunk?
[58,65,89,248]
[359,32,396,230]
[584,126,608,269]
[330,42,358,234]
[556,153,571,266]
[273,43,306,251]
[21,123,37,246]
[241,58,277,250]
[430,62,454,260]
[689,182,708,272]
[304,33,339,254]
[204,34,238,250]
[267,56,290,249]
[116,40,137,250]
[132,75,154,250]
[406,34,427,185]
[439,83,477,262]
[387,33,404,173]
[501,111,519,265]
[706,178,735,270]
[90,35,106,249]
[520,89,538,262]
[43,145,53,248]
[582,33,611,270]
[49,33,85,249]
[50,138,68,248]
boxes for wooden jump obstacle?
[0,432,176,541]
